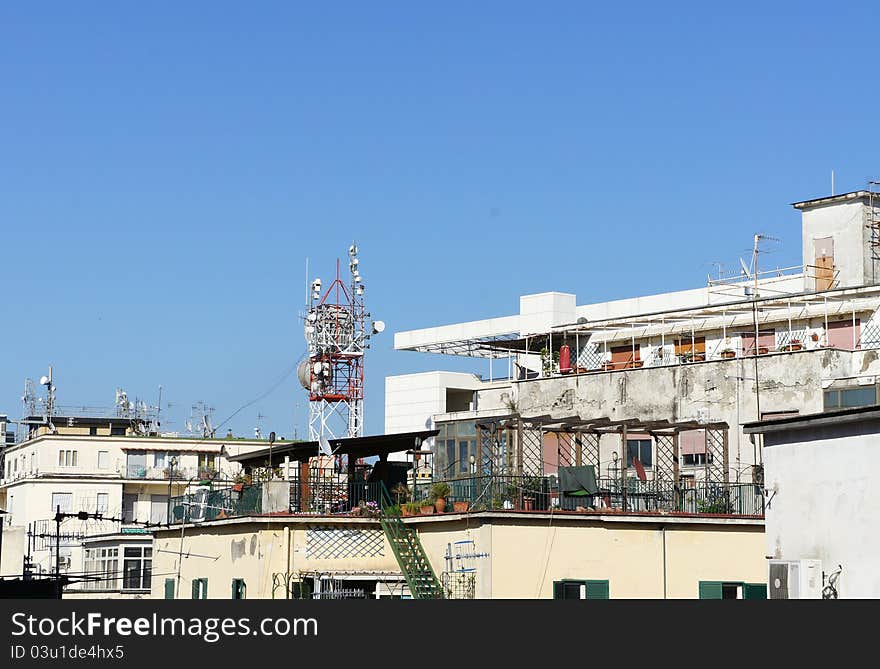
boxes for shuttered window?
[191,578,208,599]
[553,579,610,599]
[699,581,767,599]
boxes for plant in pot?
[453,499,470,513]
[402,502,420,517]
[418,498,435,515]
[430,482,451,513]
[392,482,410,506]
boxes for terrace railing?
[427,475,763,516]
[168,484,263,524]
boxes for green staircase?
[379,485,445,599]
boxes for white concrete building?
[744,406,880,598]
[0,418,269,595]
[386,190,880,489]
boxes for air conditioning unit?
[57,556,71,570]
[768,559,822,599]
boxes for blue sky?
[2,2,879,438]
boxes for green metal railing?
[169,484,263,524]
[423,475,764,516]
[378,483,444,599]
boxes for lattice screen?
[305,527,385,560]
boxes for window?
[89,426,98,436]
[122,493,138,523]
[84,547,119,591]
[165,578,176,599]
[435,422,479,478]
[154,451,167,469]
[198,453,218,471]
[97,451,109,469]
[192,578,208,599]
[110,426,126,436]
[824,386,877,410]
[122,546,152,590]
[57,450,78,467]
[626,439,653,468]
[126,451,147,478]
[699,581,767,599]
[96,493,109,514]
[231,579,247,599]
[150,495,168,524]
[51,492,73,513]
[674,336,706,362]
[553,579,610,599]
[683,453,713,466]
[608,345,640,370]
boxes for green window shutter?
[699,581,723,599]
[232,579,246,600]
[553,581,565,599]
[164,578,175,600]
[201,578,208,599]
[192,579,200,599]
[743,583,767,600]
[585,580,610,600]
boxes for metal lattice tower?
[300,243,383,442]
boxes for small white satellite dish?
[318,435,332,456]
[39,376,49,386]
[372,320,386,334]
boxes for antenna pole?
[156,385,163,434]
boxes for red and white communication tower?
[298,243,384,441]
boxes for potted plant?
[719,348,736,359]
[392,482,410,505]
[783,339,803,352]
[418,499,435,515]
[402,502,420,517]
[452,500,470,513]
[385,504,402,517]
[430,482,451,513]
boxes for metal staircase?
[379,485,445,599]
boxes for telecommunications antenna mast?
[299,242,384,442]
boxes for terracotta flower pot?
[419,505,435,515]
[434,498,447,513]
[453,501,469,513]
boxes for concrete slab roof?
[791,190,875,209]
[743,404,880,434]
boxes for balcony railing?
[419,475,764,516]
[122,465,225,481]
[169,484,263,524]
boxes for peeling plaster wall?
[514,348,855,479]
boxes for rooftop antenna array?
[298,242,384,445]
[186,401,216,438]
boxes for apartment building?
[386,190,880,490]
[0,414,270,595]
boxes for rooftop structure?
[386,186,880,491]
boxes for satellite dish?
[40,376,49,386]
[318,435,332,456]
[297,360,311,390]
[372,320,386,334]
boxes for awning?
[227,430,440,469]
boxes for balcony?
[414,475,764,517]
[121,465,223,481]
